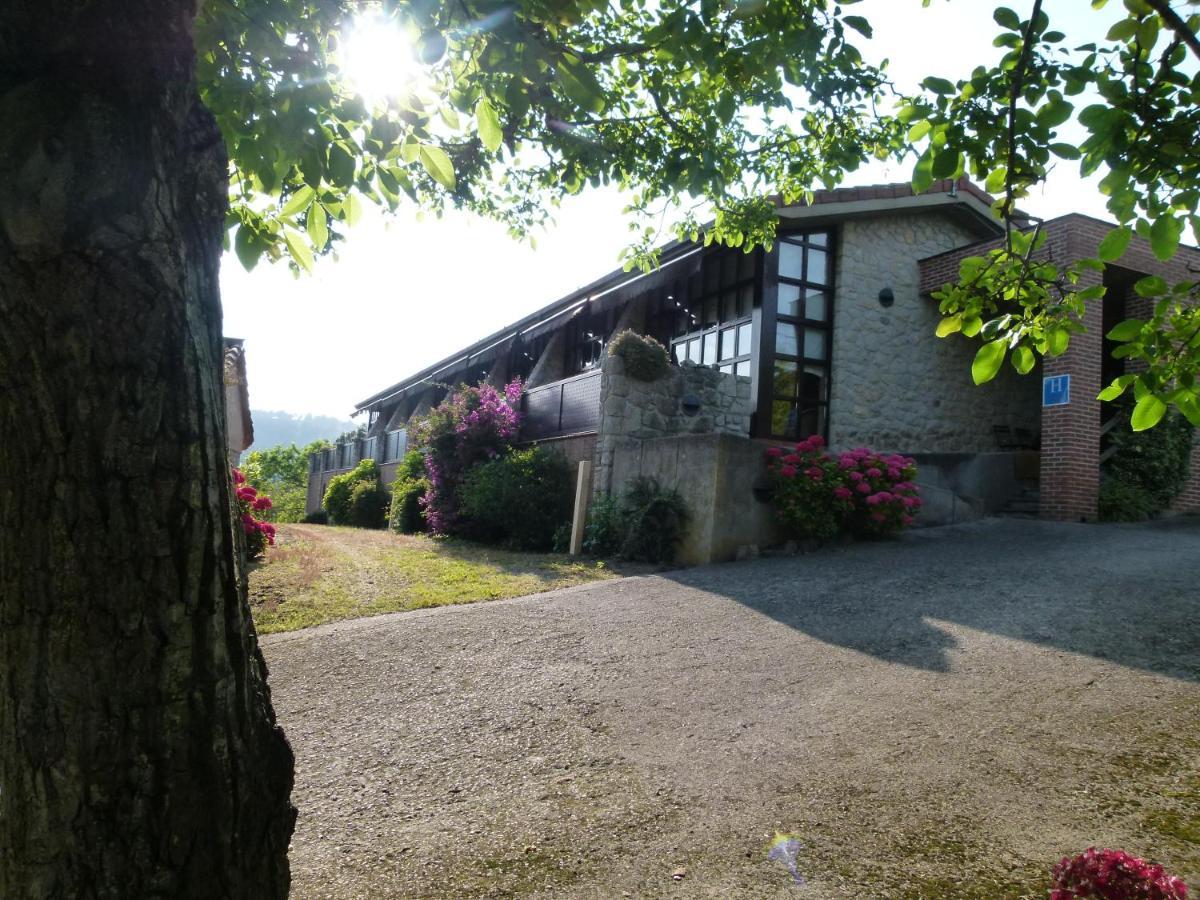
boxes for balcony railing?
[309,428,408,475]
[520,370,602,441]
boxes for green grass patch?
[249,524,620,634]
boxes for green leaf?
[961,316,983,338]
[972,340,1006,385]
[984,167,1008,194]
[234,224,262,271]
[1047,327,1070,356]
[912,151,934,194]
[993,6,1021,29]
[1150,215,1181,261]
[1130,393,1167,431]
[936,314,963,337]
[1134,275,1167,297]
[343,193,363,228]
[931,149,961,179]
[307,202,328,249]
[843,15,873,37]
[1096,374,1137,401]
[907,119,931,143]
[1011,345,1035,374]
[923,76,956,95]
[280,185,315,218]
[1106,318,1144,341]
[476,98,503,153]
[283,227,314,273]
[1096,226,1132,262]
[419,144,456,190]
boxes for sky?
[220,0,1118,419]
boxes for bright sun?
[341,16,417,104]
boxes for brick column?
[1039,269,1103,521]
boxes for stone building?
[306,179,1200,560]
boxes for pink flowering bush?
[233,467,275,560]
[1051,848,1188,900]
[765,437,921,541]
[412,379,522,535]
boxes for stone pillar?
[1039,271,1103,521]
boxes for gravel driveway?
[262,518,1200,898]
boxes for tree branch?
[1002,0,1044,251]
[1143,0,1200,62]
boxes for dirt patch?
[262,518,1200,897]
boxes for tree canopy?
[199,0,1200,429]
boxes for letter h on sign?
[1042,374,1070,407]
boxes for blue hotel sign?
[1043,374,1071,407]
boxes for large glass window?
[771,231,832,440]
[669,247,757,379]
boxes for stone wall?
[592,353,753,494]
[830,211,1041,454]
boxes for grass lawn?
[248,523,622,634]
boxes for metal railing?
[311,428,408,475]
[520,370,603,441]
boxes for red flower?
[766,447,784,458]
[779,464,798,478]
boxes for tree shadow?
[661,519,1200,682]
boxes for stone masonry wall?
[830,212,1041,454]
[593,353,752,495]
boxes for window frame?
[668,246,759,380]
[761,228,835,442]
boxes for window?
[669,247,757,379]
[511,333,549,382]
[383,429,407,462]
[771,231,832,440]
[565,306,615,375]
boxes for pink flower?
[780,465,798,478]
[875,491,893,502]
[807,435,825,448]
[856,482,871,494]
[833,486,853,500]
[232,468,245,484]
[887,468,901,480]
[849,471,864,481]
[805,466,823,481]
[253,496,272,511]
[782,453,801,465]
[766,447,784,458]
[866,467,882,478]
[865,493,883,506]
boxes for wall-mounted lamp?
[878,287,895,308]
[681,394,702,416]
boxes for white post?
[569,460,592,556]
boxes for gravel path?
[262,518,1200,898]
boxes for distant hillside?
[248,410,356,452]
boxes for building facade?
[307,180,1200,546]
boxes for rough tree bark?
[0,3,296,897]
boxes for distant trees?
[241,439,331,523]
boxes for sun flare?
[341,16,417,104]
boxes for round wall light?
[878,287,895,308]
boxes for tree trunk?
[0,3,296,897]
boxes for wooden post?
[569,460,592,556]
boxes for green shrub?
[389,450,429,534]
[608,329,671,381]
[302,509,328,525]
[618,476,688,563]
[460,446,573,551]
[584,477,689,564]
[324,458,384,527]
[347,479,390,529]
[1098,477,1158,522]
[552,522,573,554]
[582,493,623,557]
[1102,410,1193,517]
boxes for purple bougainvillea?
[413,379,522,535]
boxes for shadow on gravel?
[662,519,1200,681]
